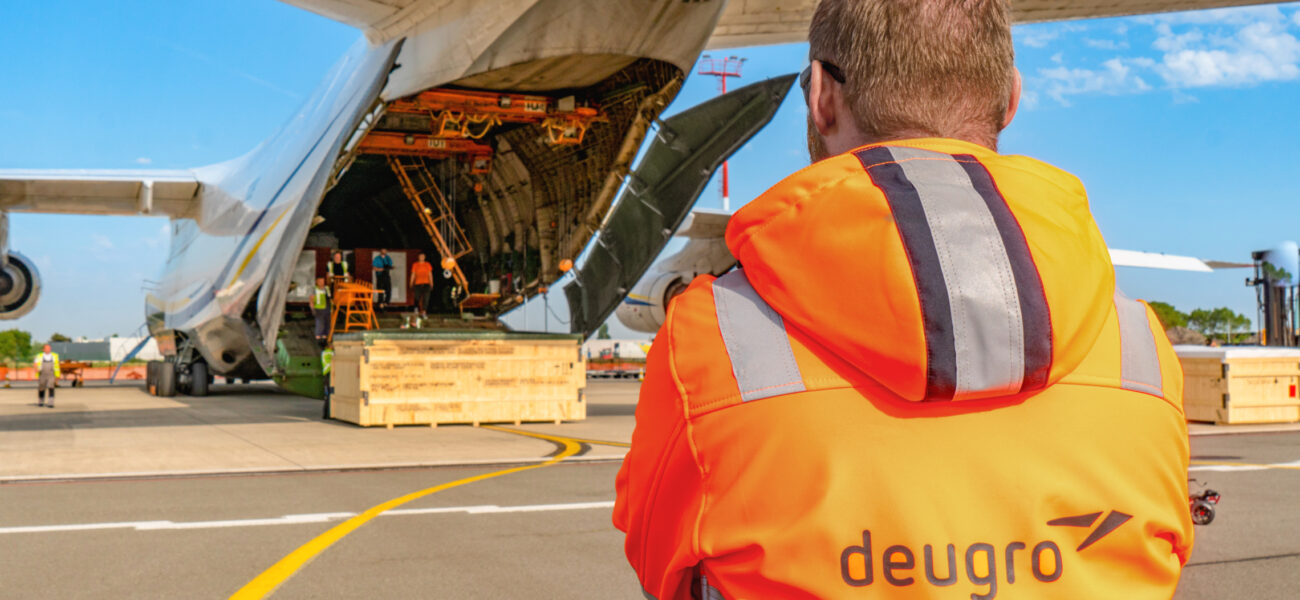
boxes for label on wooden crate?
[334,337,586,426]
[362,357,580,405]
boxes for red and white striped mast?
[696,55,745,212]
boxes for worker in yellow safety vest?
[34,344,61,408]
[321,347,333,419]
[327,251,350,284]
[312,277,331,342]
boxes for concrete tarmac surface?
[0,381,634,481]
[0,381,1297,598]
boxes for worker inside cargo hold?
[311,277,331,342]
[372,248,393,308]
[327,250,350,284]
[410,252,433,319]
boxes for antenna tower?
[697,55,746,211]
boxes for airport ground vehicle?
[585,342,647,379]
[1190,480,1222,525]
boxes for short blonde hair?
[809,0,1015,147]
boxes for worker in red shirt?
[615,1,1193,598]
[409,252,434,318]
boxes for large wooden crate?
[1176,346,1300,424]
[330,331,586,427]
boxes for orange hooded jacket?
[614,138,1193,599]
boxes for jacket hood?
[726,138,1114,402]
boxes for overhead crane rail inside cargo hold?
[355,87,605,312]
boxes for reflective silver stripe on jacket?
[701,575,726,600]
[886,146,1029,397]
[1114,289,1164,398]
[712,270,806,402]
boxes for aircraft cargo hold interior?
[304,58,683,322]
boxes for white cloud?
[1156,20,1300,87]
[1152,24,1204,52]
[1018,23,1087,48]
[1019,89,1041,110]
[1040,58,1152,105]
[1139,5,1289,26]
[135,157,152,165]
[1031,6,1300,104]
[1085,38,1130,51]
[141,222,170,250]
[91,234,114,251]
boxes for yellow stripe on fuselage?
[227,208,292,289]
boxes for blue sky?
[2,1,1299,341]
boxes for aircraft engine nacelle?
[0,252,41,320]
[615,272,690,334]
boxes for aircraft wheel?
[1191,500,1216,526]
[190,362,209,397]
[155,361,177,397]
[146,361,159,394]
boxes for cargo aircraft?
[0,0,1277,396]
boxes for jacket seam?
[667,300,709,567]
[1058,375,1186,416]
[634,418,686,578]
[688,377,1185,421]
[686,376,853,418]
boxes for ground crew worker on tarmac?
[34,344,60,408]
[615,2,1193,599]
[312,277,331,342]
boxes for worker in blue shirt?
[373,249,394,308]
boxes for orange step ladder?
[329,281,379,342]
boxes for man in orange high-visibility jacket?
[614,1,1193,599]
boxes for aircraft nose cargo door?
[564,75,795,337]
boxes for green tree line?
[0,329,36,364]
[0,330,82,365]
[1148,301,1252,344]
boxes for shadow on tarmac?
[0,383,328,433]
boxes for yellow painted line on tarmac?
[229,435,582,599]
[481,425,631,448]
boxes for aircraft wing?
[1108,248,1252,272]
[675,209,731,239]
[0,169,201,219]
[707,0,1281,49]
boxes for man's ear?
[1002,68,1022,130]
[809,61,838,137]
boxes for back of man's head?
[809,0,1015,149]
